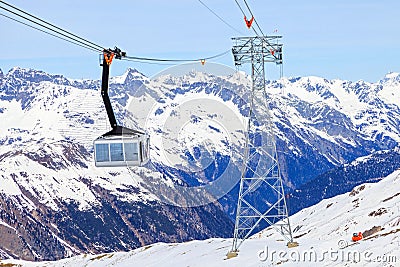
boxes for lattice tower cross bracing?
[230,36,294,254]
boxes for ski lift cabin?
[94,48,150,167]
[94,126,149,167]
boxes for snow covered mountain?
[289,147,400,215]
[2,159,399,267]
[0,67,234,260]
[269,74,400,187]
[0,66,399,261]
[117,67,400,217]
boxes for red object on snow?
[352,232,363,242]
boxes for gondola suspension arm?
[101,47,126,130]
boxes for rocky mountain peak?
[380,71,400,85]
[6,67,59,83]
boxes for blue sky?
[0,0,399,82]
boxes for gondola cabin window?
[95,143,109,162]
[94,135,149,167]
[124,142,139,161]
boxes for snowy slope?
[2,167,399,267]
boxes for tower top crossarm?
[232,36,283,66]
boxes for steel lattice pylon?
[229,36,294,254]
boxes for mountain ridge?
[0,66,399,260]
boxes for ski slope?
[2,169,399,266]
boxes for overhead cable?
[197,0,244,35]
[0,0,104,51]
[124,50,231,63]
[0,4,102,52]
[233,0,261,36]
[121,58,176,66]
[0,13,99,53]
[0,0,232,64]
[233,0,247,17]
[242,0,265,36]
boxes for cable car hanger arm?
[100,47,143,136]
[101,48,119,130]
